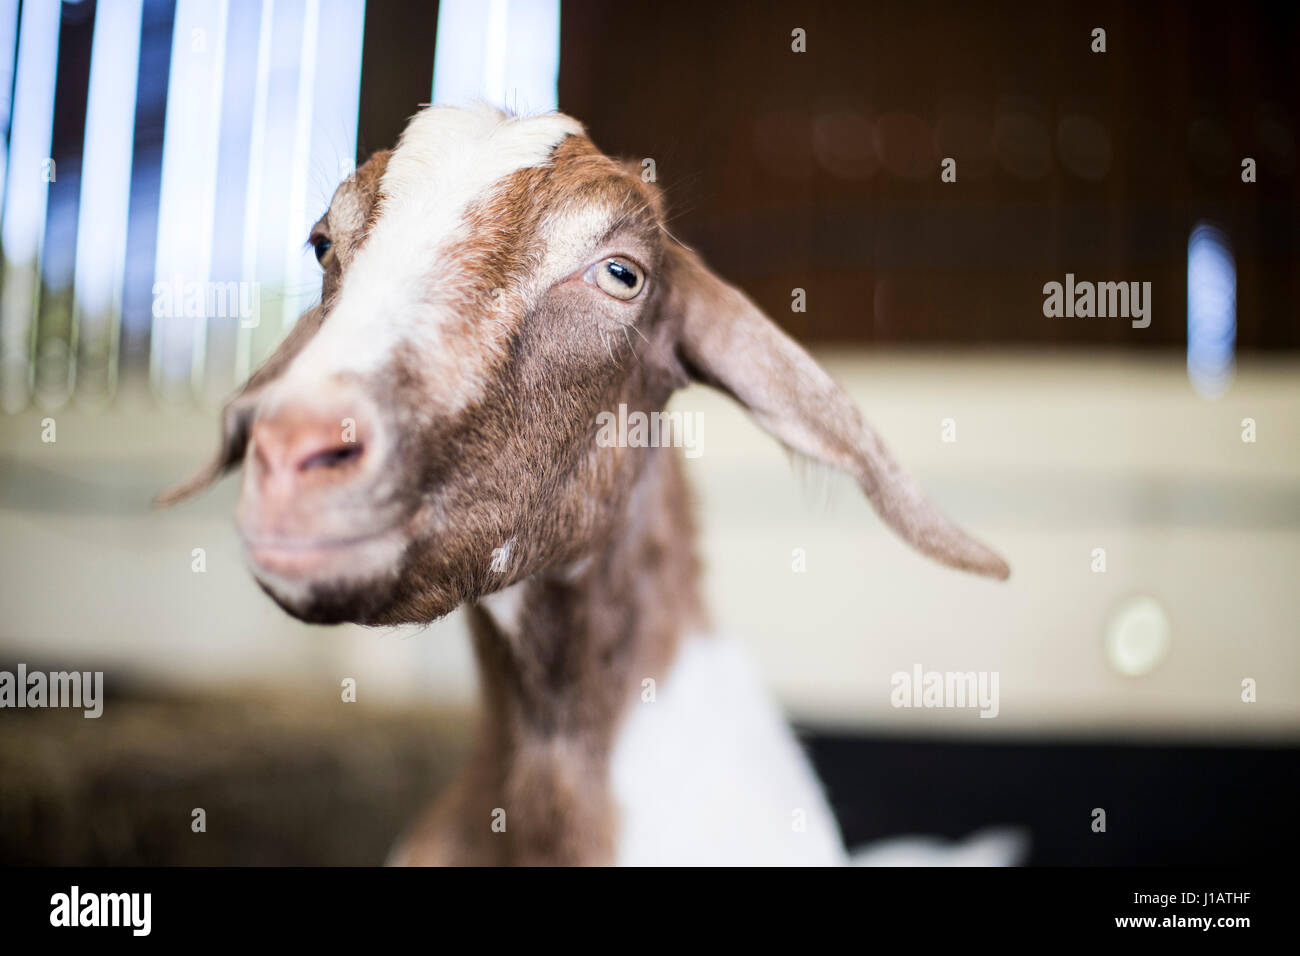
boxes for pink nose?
[249,403,368,498]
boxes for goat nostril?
[298,442,365,472]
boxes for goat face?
[168,106,691,624]
[163,104,1009,627]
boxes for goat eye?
[313,237,333,266]
[591,257,644,300]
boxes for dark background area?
[4,679,1293,865]
[0,684,472,866]
[351,0,1300,350]
[806,732,1298,865]
[554,0,1300,348]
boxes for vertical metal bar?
[117,0,176,399]
[0,0,61,412]
[73,0,145,408]
[432,0,560,114]
[150,0,228,405]
[35,0,97,408]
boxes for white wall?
[1,349,1296,741]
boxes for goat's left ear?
[664,242,1010,579]
[155,304,326,507]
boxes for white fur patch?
[850,827,1029,866]
[477,576,528,640]
[280,104,583,410]
[609,635,847,866]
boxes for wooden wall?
[559,0,1300,348]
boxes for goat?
[161,104,1010,866]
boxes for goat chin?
[255,560,471,629]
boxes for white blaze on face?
[278,104,584,414]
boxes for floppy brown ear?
[155,304,326,507]
[666,243,1010,580]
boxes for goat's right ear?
[155,304,326,507]
[664,243,1009,580]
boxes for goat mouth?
[241,527,402,580]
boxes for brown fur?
[394,447,702,865]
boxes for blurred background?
[1,0,1297,865]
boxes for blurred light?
[239,0,309,358]
[3,4,60,237]
[1056,115,1111,181]
[202,0,269,399]
[873,112,936,180]
[432,0,561,113]
[116,0,178,376]
[993,112,1052,180]
[152,0,230,402]
[0,0,21,227]
[228,0,365,389]
[281,0,366,339]
[1186,222,1236,398]
[73,0,145,402]
[233,0,277,386]
[935,112,994,180]
[1105,596,1171,677]
[281,0,321,332]
[813,111,876,179]
[0,0,61,411]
